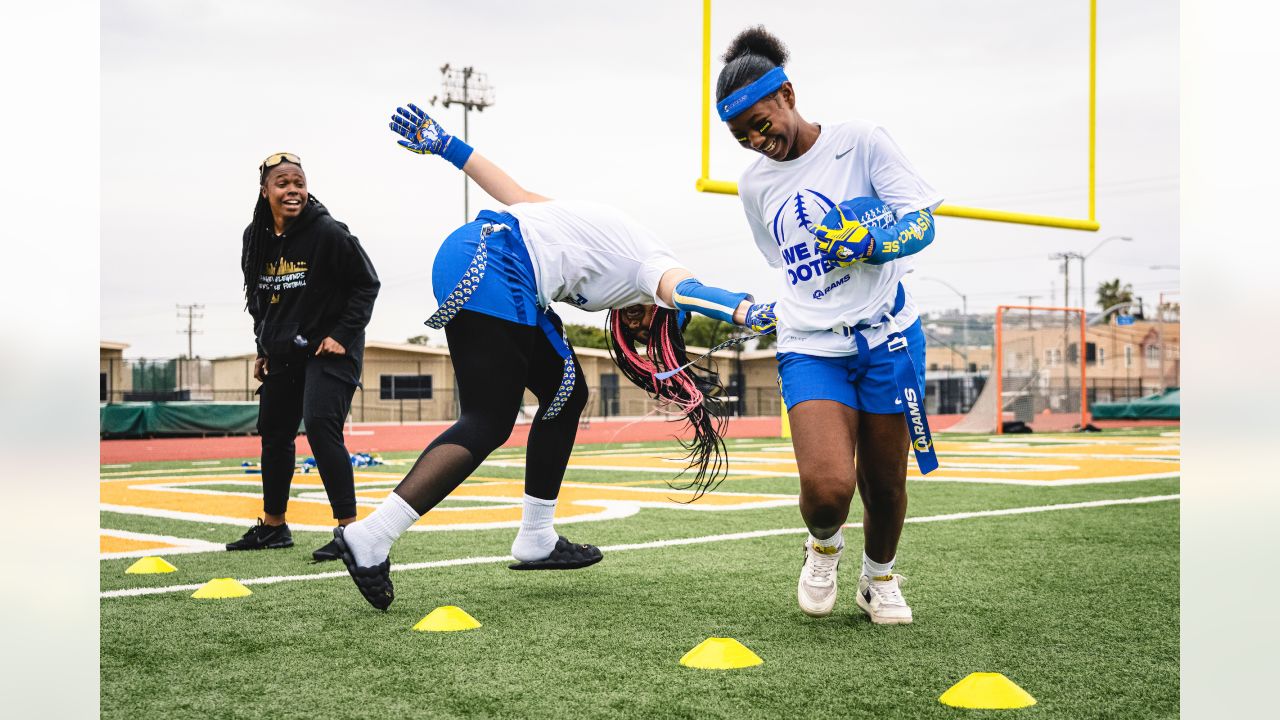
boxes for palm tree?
[1096,278,1134,313]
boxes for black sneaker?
[332,526,394,611]
[226,519,294,551]
[311,537,343,562]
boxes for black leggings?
[257,356,358,519]
[393,310,589,514]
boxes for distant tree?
[406,334,431,345]
[683,315,777,349]
[683,316,735,349]
[1096,278,1135,314]
[563,323,610,349]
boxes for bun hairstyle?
[716,25,790,103]
[607,307,729,501]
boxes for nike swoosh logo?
[836,147,854,159]
[894,398,903,405]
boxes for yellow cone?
[679,637,763,669]
[191,578,252,599]
[125,556,177,574]
[412,606,481,632]
[939,672,1036,709]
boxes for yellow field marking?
[100,535,175,554]
[560,436,1180,484]
[99,528,225,560]
[609,474,783,487]
[100,473,795,533]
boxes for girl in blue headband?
[331,103,778,610]
[717,26,943,626]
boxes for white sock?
[511,494,558,562]
[809,530,844,552]
[342,492,419,567]
[863,552,895,580]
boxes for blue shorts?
[777,318,926,414]
[432,210,540,326]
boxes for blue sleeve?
[671,278,752,325]
[865,209,935,265]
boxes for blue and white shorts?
[431,210,540,327]
[777,318,926,415]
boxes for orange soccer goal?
[948,306,1089,434]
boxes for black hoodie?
[243,198,380,382]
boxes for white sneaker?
[856,573,913,625]
[797,540,842,617]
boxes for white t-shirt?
[505,200,681,312]
[739,120,943,356]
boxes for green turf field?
[100,432,1179,719]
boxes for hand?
[744,302,777,335]
[315,337,347,356]
[808,204,875,267]
[389,103,455,157]
[253,357,268,382]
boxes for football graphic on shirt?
[771,189,836,247]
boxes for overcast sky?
[101,0,1178,358]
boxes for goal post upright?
[694,0,1102,233]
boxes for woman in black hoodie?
[229,152,381,561]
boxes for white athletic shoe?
[797,540,843,617]
[856,573,913,625]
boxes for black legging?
[257,355,358,519]
[393,309,589,514]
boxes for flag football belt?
[831,282,938,474]
[424,216,578,420]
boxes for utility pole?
[1049,253,1078,413]
[176,303,204,396]
[176,304,204,358]
[431,64,495,224]
[1021,295,1040,331]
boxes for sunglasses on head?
[258,152,302,174]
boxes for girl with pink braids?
[333,103,776,611]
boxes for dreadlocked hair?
[241,190,323,312]
[607,307,729,502]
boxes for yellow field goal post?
[695,0,1102,233]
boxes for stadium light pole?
[919,277,968,366]
[1079,235,1132,312]
[431,64,495,224]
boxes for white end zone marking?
[101,494,1179,599]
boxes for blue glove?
[807,203,876,267]
[745,302,777,335]
[388,103,474,169]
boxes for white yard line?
[101,493,1178,599]
[98,528,225,560]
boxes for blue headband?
[717,66,788,121]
